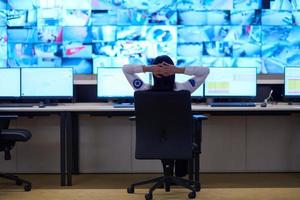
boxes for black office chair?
[127,90,207,200]
[0,115,32,191]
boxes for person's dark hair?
[151,55,175,91]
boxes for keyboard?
[0,103,35,108]
[113,103,134,108]
[209,102,256,107]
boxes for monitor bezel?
[284,67,300,98]
[204,67,257,98]
[20,67,74,99]
[189,86,205,100]
[0,68,21,99]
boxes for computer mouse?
[260,102,267,107]
[38,102,45,108]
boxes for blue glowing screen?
[0,0,300,74]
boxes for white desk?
[1,102,299,112]
[1,103,300,186]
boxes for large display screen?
[1,0,300,74]
[0,68,20,98]
[21,68,73,98]
[284,67,300,97]
[205,67,257,97]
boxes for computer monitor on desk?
[284,67,300,98]
[21,68,73,105]
[205,67,257,97]
[204,67,257,107]
[176,74,204,98]
[0,68,20,98]
[97,67,150,99]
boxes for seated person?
[123,55,209,177]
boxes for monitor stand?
[38,100,58,108]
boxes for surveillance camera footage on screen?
[0,0,300,74]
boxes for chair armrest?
[193,115,207,121]
[0,115,18,120]
[129,116,136,121]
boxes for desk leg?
[66,112,73,186]
[71,113,79,174]
[60,112,66,186]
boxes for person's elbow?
[202,67,210,78]
[123,64,142,74]
[206,67,210,76]
[122,64,131,73]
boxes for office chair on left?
[0,115,32,191]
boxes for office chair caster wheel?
[145,193,153,200]
[188,191,196,199]
[16,180,23,186]
[127,186,134,194]
[195,182,201,192]
[24,184,31,192]
[165,183,170,192]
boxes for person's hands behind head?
[151,64,164,78]
[160,62,175,77]
[150,62,176,78]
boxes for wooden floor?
[1,173,300,200]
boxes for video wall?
[1,0,300,74]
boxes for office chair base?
[128,175,197,199]
[188,191,196,199]
[127,186,134,193]
[194,182,201,192]
[127,182,174,194]
[0,173,32,191]
[145,193,153,200]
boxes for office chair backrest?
[134,90,193,160]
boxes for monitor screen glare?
[0,68,20,98]
[21,68,73,98]
[97,67,149,98]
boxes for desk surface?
[0,103,300,112]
